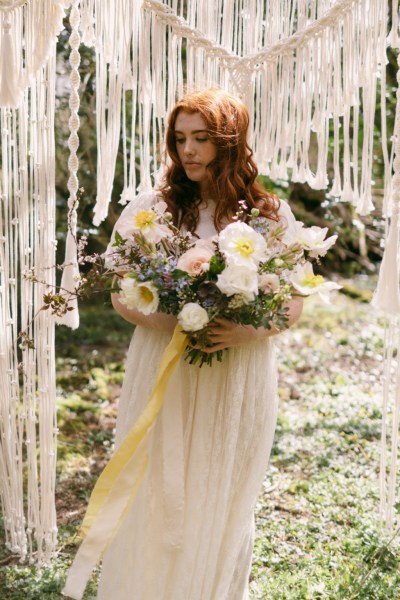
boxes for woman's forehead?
[174,111,208,132]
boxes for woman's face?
[174,111,217,192]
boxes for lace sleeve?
[104,190,162,263]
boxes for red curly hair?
[159,88,280,233]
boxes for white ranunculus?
[118,277,138,309]
[295,222,338,258]
[218,222,267,270]
[216,264,259,302]
[258,273,280,293]
[178,303,209,332]
[119,277,159,314]
[290,262,341,303]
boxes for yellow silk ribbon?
[62,325,188,600]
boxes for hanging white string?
[0,0,65,564]
[372,49,400,529]
[55,0,82,329]
[0,1,65,108]
[0,61,58,565]
[83,0,388,225]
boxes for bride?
[68,88,303,600]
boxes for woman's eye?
[175,138,185,144]
[196,138,208,143]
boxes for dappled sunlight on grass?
[1,289,400,599]
[250,290,400,599]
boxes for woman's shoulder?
[122,189,163,212]
[276,198,296,222]
[276,199,298,244]
[115,189,163,223]
[256,194,296,225]
[257,196,298,244]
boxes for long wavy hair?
[159,88,280,233]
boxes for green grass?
[1,284,400,599]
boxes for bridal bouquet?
[107,199,340,366]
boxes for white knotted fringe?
[373,49,400,529]
[371,211,400,315]
[78,0,138,226]
[0,60,58,565]
[0,14,19,107]
[0,1,66,108]
[80,0,388,224]
[56,0,82,330]
[0,0,65,565]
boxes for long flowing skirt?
[97,325,278,600]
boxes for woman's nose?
[183,141,194,155]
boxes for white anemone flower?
[216,264,259,302]
[294,222,338,258]
[290,262,341,303]
[218,222,267,270]
[119,277,159,314]
[117,206,172,244]
[132,208,172,243]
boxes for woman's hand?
[195,295,304,353]
[201,319,261,353]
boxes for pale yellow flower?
[119,277,159,314]
[290,263,341,303]
[218,222,267,270]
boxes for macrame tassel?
[0,17,20,108]
[371,212,400,314]
[388,0,400,49]
[55,1,82,329]
[373,47,400,315]
[56,229,80,329]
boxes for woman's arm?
[203,295,304,353]
[111,293,178,335]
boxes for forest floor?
[1,278,400,599]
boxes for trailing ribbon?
[62,325,188,600]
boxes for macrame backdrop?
[0,0,68,563]
[0,0,400,568]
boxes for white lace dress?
[97,192,296,600]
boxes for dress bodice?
[194,201,220,239]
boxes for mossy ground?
[1,282,400,599]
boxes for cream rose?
[176,243,214,276]
[258,273,280,293]
[216,265,259,302]
[177,303,209,332]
